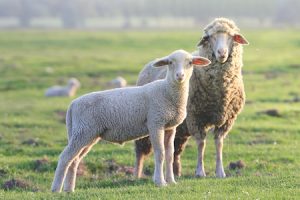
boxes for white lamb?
[45,78,81,97]
[51,50,211,192]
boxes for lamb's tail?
[66,104,73,142]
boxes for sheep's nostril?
[218,49,227,56]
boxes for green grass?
[0,29,300,199]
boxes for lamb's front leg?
[164,129,176,184]
[149,127,167,186]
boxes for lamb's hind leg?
[51,140,86,192]
[63,138,100,192]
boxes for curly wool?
[203,17,240,37]
[188,18,245,139]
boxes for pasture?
[0,29,299,199]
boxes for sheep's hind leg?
[173,135,190,177]
[63,138,100,192]
[134,137,153,178]
[149,127,167,186]
[164,129,176,184]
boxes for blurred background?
[0,0,299,29]
[0,0,299,197]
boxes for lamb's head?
[68,78,81,89]
[152,50,211,84]
[197,18,249,63]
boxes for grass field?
[0,29,299,199]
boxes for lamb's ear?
[233,34,249,45]
[152,56,170,67]
[192,56,211,67]
[196,35,209,47]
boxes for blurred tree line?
[0,0,299,28]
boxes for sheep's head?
[152,50,211,84]
[197,18,249,63]
[68,78,81,88]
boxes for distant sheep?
[134,18,249,179]
[107,76,127,88]
[45,78,81,97]
[51,50,211,192]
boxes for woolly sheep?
[45,78,81,97]
[134,18,249,179]
[51,50,211,192]
[107,76,127,88]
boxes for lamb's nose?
[176,73,185,81]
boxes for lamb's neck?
[164,77,189,108]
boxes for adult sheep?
[51,50,211,192]
[134,18,249,178]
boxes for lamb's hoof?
[216,170,226,178]
[195,170,206,178]
[166,179,177,185]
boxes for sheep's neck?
[67,85,77,96]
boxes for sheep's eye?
[169,61,173,65]
[189,61,192,65]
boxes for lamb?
[134,18,249,179]
[45,78,81,97]
[51,50,211,192]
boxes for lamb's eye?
[189,61,193,65]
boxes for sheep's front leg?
[215,136,226,178]
[214,122,234,178]
[149,127,167,186]
[195,138,207,177]
[164,129,176,184]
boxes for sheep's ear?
[233,34,249,45]
[152,56,170,67]
[192,56,211,67]
[196,35,209,47]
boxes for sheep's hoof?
[51,189,61,193]
[154,181,167,187]
[64,189,75,193]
